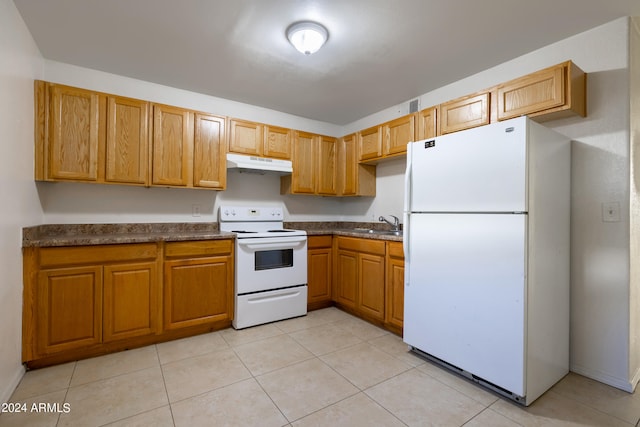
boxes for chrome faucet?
[379,215,400,231]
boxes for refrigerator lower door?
[404,213,526,396]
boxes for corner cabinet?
[163,240,234,331]
[338,134,376,196]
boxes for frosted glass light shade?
[286,22,328,55]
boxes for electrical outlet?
[192,204,201,217]
[602,202,620,222]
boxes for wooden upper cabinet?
[193,113,226,189]
[46,83,101,181]
[264,125,292,160]
[229,120,292,160]
[497,60,586,121]
[290,131,316,194]
[228,119,263,156]
[339,134,358,196]
[416,106,438,140]
[106,96,149,185]
[384,114,415,156]
[152,104,192,187]
[440,91,491,134]
[358,125,383,162]
[338,134,376,197]
[316,135,337,195]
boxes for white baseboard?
[570,363,635,393]
[0,365,25,404]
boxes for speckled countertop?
[22,221,403,248]
[22,223,235,248]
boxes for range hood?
[226,153,292,174]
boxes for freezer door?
[407,117,527,212]
[404,213,526,396]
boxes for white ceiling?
[13,0,640,125]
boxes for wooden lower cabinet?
[307,235,333,311]
[103,261,158,342]
[163,240,234,330]
[37,265,103,355]
[23,240,233,367]
[385,242,405,333]
[334,237,386,323]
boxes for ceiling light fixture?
[286,21,328,55]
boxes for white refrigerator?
[403,116,570,406]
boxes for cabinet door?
[37,266,102,355]
[497,64,565,120]
[385,114,415,156]
[264,125,292,160]
[164,256,232,330]
[334,249,358,310]
[385,242,405,330]
[103,261,158,342]
[358,253,385,321]
[417,106,437,140]
[440,91,490,134]
[291,131,316,194]
[338,134,357,196]
[317,135,337,195]
[152,105,191,186]
[358,125,382,162]
[193,113,226,189]
[48,85,101,181]
[229,119,263,156]
[307,237,332,308]
[106,96,149,185]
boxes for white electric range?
[219,205,308,329]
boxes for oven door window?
[255,248,293,270]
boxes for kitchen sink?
[351,228,403,237]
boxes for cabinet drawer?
[39,243,158,268]
[164,239,233,258]
[308,235,332,249]
[387,241,404,259]
[336,237,385,256]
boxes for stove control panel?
[219,205,284,222]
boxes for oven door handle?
[237,236,307,249]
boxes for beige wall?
[0,0,44,403]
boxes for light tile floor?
[2,307,640,426]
